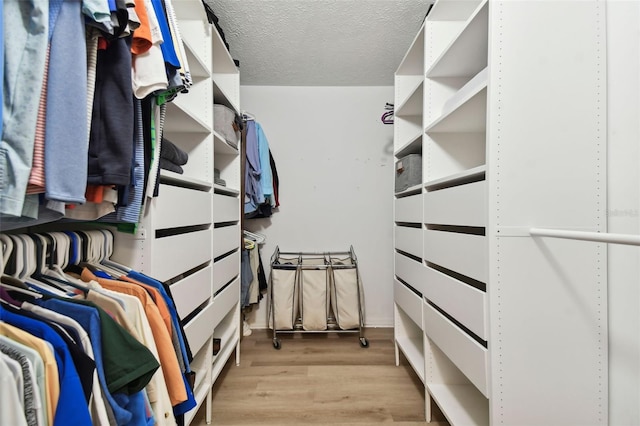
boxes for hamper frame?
[268,246,369,349]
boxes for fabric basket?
[214,104,239,148]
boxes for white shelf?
[395,80,424,117]
[427,1,488,78]
[182,38,210,79]
[213,184,240,196]
[424,165,486,191]
[427,384,489,426]
[184,375,212,426]
[395,184,422,197]
[189,341,212,392]
[212,319,239,368]
[213,79,240,114]
[396,335,425,383]
[213,130,239,155]
[165,100,212,134]
[396,23,425,76]
[395,130,423,159]
[428,0,484,22]
[159,169,213,190]
[212,332,238,384]
[425,76,486,133]
[212,24,239,75]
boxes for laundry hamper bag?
[330,257,364,330]
[299,257,330,331]
[269,257,299,330]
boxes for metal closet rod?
[530,228,640,246]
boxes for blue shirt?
[244,121,263,215]
[127,270,197,415]
[256,123,274,200]
[150,0,181,70]
[0,305,92,426]
[37,298,143,425]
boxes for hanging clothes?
[1,0,192,230]
[0,228,199,425]
[0,0,49,217]
[244,120,279,218]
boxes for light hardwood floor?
[191,327,448,425]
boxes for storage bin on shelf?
[268,246,368,349]
[395,153,422,193]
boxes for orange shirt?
[81,269,187,405]
[131,0,152,54]
[120,276,172,337]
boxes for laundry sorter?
[268,246,369,349]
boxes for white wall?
[607,2,640,423]
[240,86,395,328]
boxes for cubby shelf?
[396,23,425,76]
[424,165,486,191]
[183,38,211,80]
[159,170,213,190]
[426,0,488,78]
[166,100,212,134]
[427,0,484,22]
[395,130,423,158]
[396,80,424,117]
[395,184,423,197]
[425,69,487,133]
[427,384,488,426]
[396,334,426,383]
[214,130,239,155]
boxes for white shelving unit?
[111,2,242,424]
[392,18,426,411]
[394,0,608,424]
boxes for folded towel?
[161,137,188,165]
[160,158,184,174]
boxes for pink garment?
[26,48,50,195]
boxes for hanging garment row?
[240,233,268,309]
[243,114,280,219]
[0,229,197,426]
[1,0,197,232]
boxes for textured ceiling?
[207,0,430,86]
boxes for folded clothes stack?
[214,168,226,186]
[160,137,189,174]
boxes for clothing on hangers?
[0,229,198,425]
[1,0,194,230]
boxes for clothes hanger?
[7,235,25,279]
[37,233,89,295]
[16,234,34,280]
[42,232,90,290]
[0,234,14,275]
[25,234,75,296]
[81,230,117,277]
[99,229,132,273]
[243,230,266,244]
[100,229,115,260]
[242,111,256,121]
[48,232,70,269]
[0,279,43,299]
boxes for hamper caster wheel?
[359,337,369,348]
[273,339,281,350]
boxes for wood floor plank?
[190,327,443,425]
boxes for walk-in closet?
[1,0,639,425]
